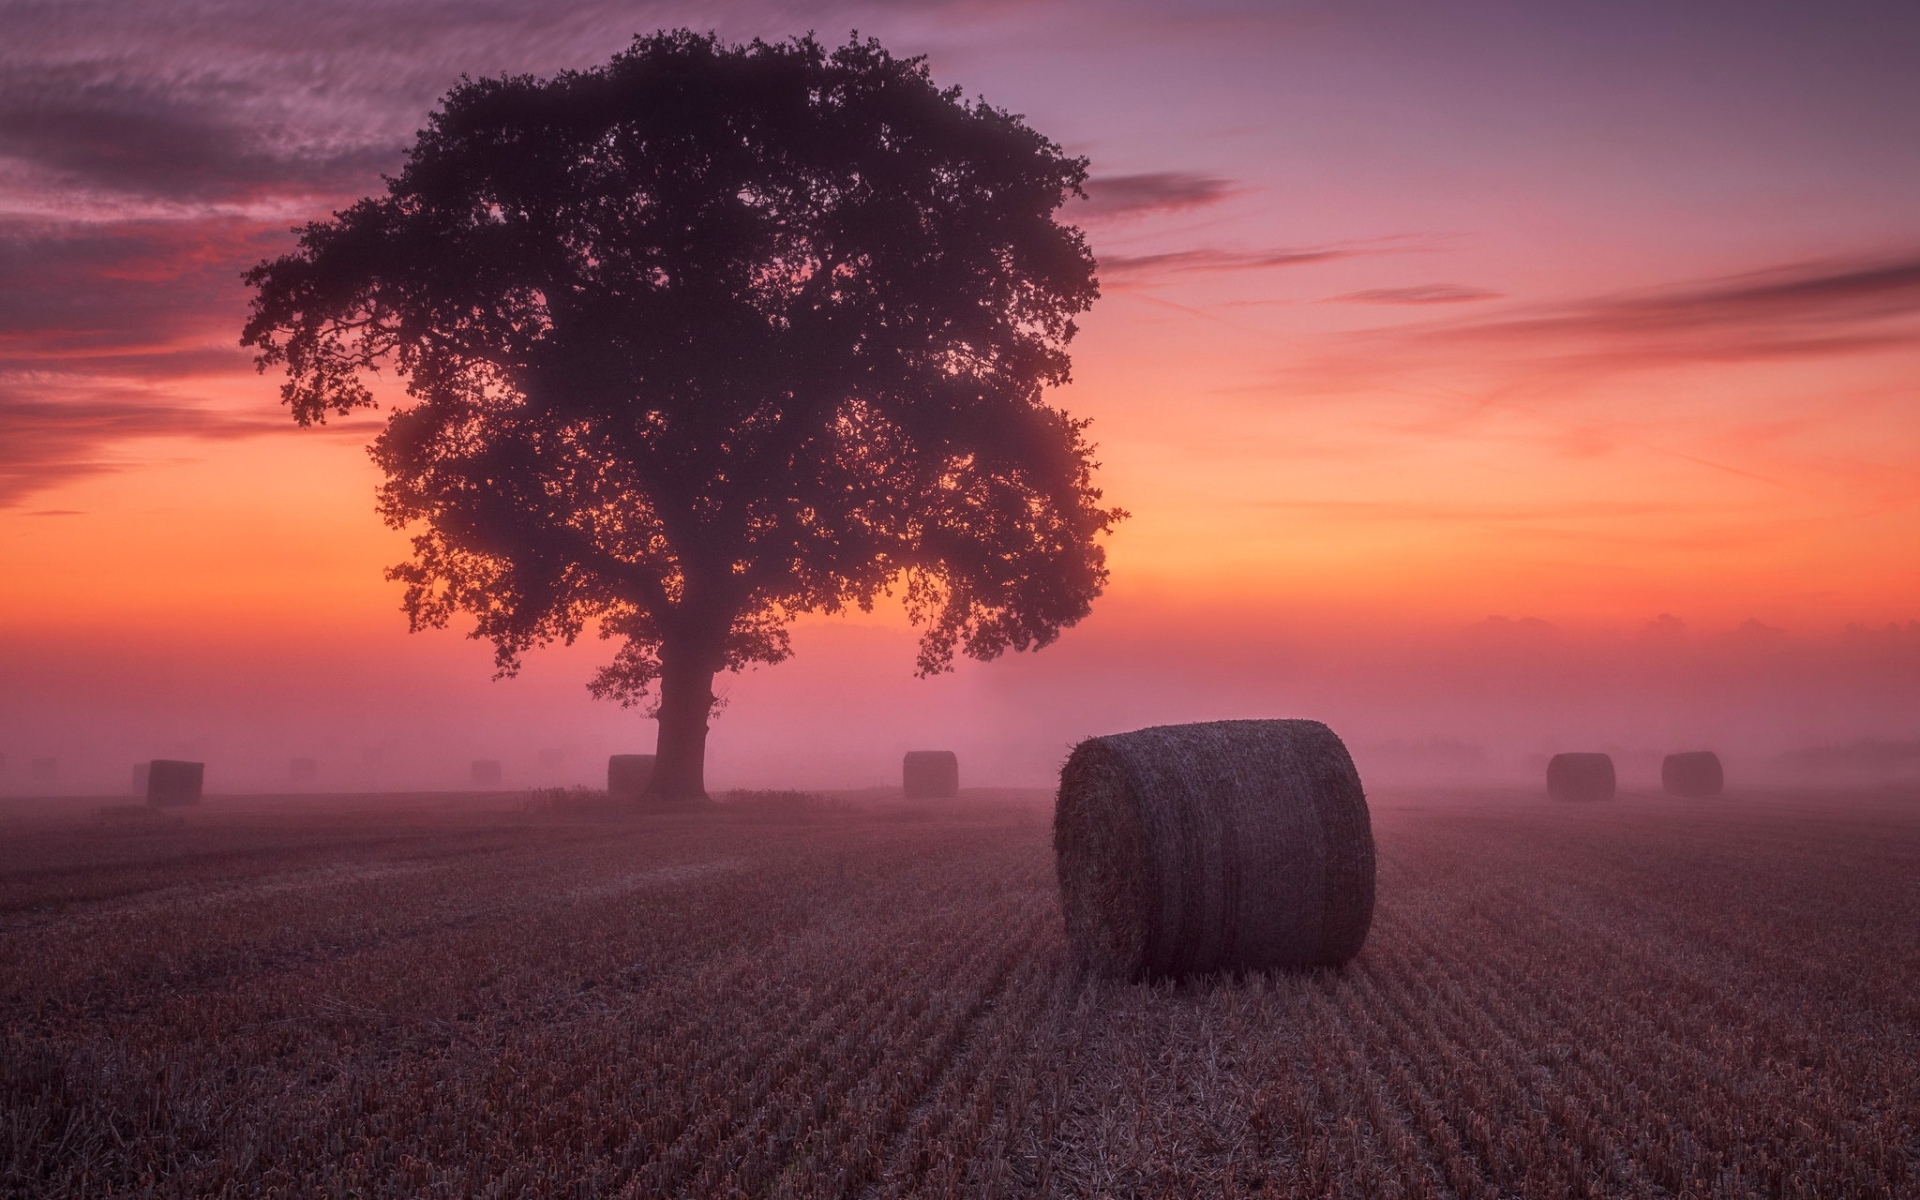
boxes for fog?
[5,608,1917,798]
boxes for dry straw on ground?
[902,751,960,799]
[1663,750,1725,797]
[1547,752,1616,802]
[2,787,1915,1196]
[1053,719,1375,980]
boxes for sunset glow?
[5,1,1918,791]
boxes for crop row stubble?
[2,789,1916,1197]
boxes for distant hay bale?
[902,750,959,799]
[607,754,656,800]
[132,762,150,796]
[1054,719,1376,980]
[1662,750,1724,797]
[145,760,204,806]
[1547,753,1615,801]
[290,757,318,782]
[471,759,503,787]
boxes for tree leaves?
[243,29,1119,717]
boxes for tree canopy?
[242,30,1120,798]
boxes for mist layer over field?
[5,607,1918,795]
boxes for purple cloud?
[1068,172,1235,221]
[0,68,398,204]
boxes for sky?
[3,0,1919,793]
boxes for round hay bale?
[1053,719,1375,980]
[1662,750,1723,797]
[607,754,656,800]
[902,750,960,799]
[146,759,204,806]
[1546,752,1614,801]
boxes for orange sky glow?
[4,2,1919,791]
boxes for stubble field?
[1,783,1915,1198]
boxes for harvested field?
[2,786,1916,1198]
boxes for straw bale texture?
[145,760,204,806]
[1662,750,1724,797]
[607,754,656,800]
[902,750,960,799]
[1547,752,1615,802]
[1054,719,1375,980]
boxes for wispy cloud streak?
[1100,245,1351,279]
[1069,172,1235,221]
[0,390,286,507]
[1332,284,1500,306]
[1436,254,1920,365]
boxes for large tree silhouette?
[243,31,1119,799]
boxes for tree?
[243,31,1120,800]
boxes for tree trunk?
[648,647,719,804]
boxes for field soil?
[1,785,1915,1198]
